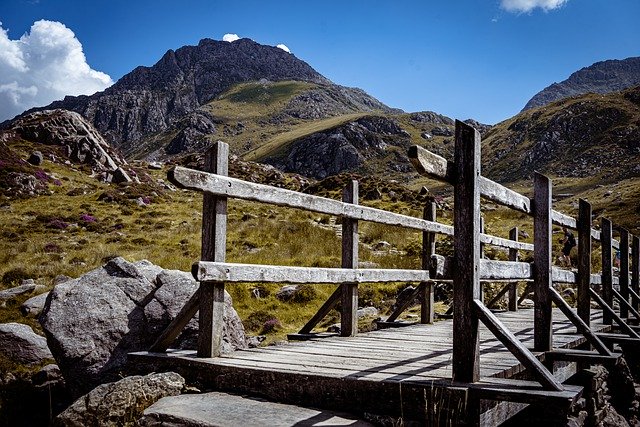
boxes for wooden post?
[422,201,436,323]
[577,199,592,324]
[633,235,640,312]
[341,180,359,337]
[480,216,485,303]
[198,141,228,358]
[620,229,630,319]
[508,227,519,311]
[601,218,613,325]
[533,172,553,352]
[452,120,481,383]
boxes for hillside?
[523,57,640,111]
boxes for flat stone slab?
[140,392,373,426]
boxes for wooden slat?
[533,172,553,351]
[452,120,481,383]
[508,227,519,311]
[473,300,563,391]
[602,218,613,325]
[195,262,431,283]
[481,234,534,252]
[422,202,436,324]
[487,284,512,309]
[612,288,640,321]
[545,349,620,366]
[590,288,640,338]
[632,235,640,312]
[551,211,576,230]
[298,286,341,334]
[431,256,532,281]
[548,287,611,356]
[149,288,200,352]
[198,142,229,358]
[341,180,359,337]
[620,229,630,319]
[169,165,454,236]
[578,199,592,324]
[387,283,425,323]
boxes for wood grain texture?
[341,181,358,337]
[578,199,592,324]
[422,202,436,323]
[533,172,553,351]
[633,235,640,312]
[508,227,519,311]
[590,288,640,338]
[298,286,341,334]
[620,229,630,319]
[601,218,613,325]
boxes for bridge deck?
[130,308,610,425]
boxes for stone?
[40,257,247,396]
[139,391,374,427]
[275,285,299,301]
[519,298,535,308]
[28,151,44,166]
[0,283,45,301]
[431,126,454,137]
[32,364,64,388]
[0,323,53,365]
[55,372,185,427]
[107,167,132,184]
[421,132,432,139]
[373,241,391,250]
[21,291,50,317]
[357,306,379,318]
[148,162,163,170]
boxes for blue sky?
[1,0,639,124]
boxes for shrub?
[261,318,282,334]
[43,242,62,253]
[244,310,277,333]
[2,268,30,286]
[79,214,96,223]
[46,219,69,229]
[291,284,318,303]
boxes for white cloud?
[500,0,568,13]
[0,20,113,122]
[223,33,240,42]
[276,44,291,53]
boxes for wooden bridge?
[131,121,640,425]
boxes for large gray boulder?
[55,372,185,427]
[40,257,246,396]
[0,322,53,365]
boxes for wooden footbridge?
[131,121,640,425]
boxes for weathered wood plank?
[169,165,455,236]
[422,201,436,324]
[341,180,359,337]
[195,262,431,283]
[590,288,640,338]
[473,300,563,391]
[544,349,620,367]
[612,288,640,321]
[452,120,481,383]
[620,229,630,319]
[508,227,519,311]
[533,172,553,351]
[199,141,228,358]
[430,256,532,281]
[633,235,640,312]
[487,284,512,309]
[387,283,425,323]
[548,287,611,356]
[298,286,341,334]
[149,288,200,352]
[602,218,613,325]
[578,199,592,324]
[551,211,576,230]
[481,233,534,252]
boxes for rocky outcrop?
[264,116,413,179]
[523,56,640,111]
[40,257,246,396]
[55,372,185,427]
[0,323,53,365]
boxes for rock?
[148,162,163,170]
[55,372,185,427]
[0,283,45,302]
[106,167,132,184]
[373,241,391,250]
[5,172,43,195]
[431,126,453,137]
[21,291,50,317]
[357,306,379,318]
[394,285,418,310]
[421,132,432,139]
[28,151,44,166]
[520,298,535,308]
[32,364,65,388]
[0,323,53,365]
[276,285,299,301]
[139,391,374,427]
[40,257,246,396]
[246,335,266,348]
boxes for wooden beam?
[612,288,640,321]
[533,172,553,352]
[601,218,613,325]
[452,120,481,383]
[430,255,532,281]
[422,201,436,324]
[486,284,511,309]
[548,287,611,356]
[473,300,563,391]
[633,235,640,312]
[545,349,620,367]
[340,180,359,337]
[149,288,200,352]
[194,262,431,283]
[577,199,592,324]
[463,378,581,406]
[198,141,228,358]
[551,211,576,230]
[298,286,341,334]
[508,227,519,311]
[590,288,640,338]
[169,165,454,236]
[620,229,630,319]
[386,283,425,323]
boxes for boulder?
[357,306,379,318]
[21,291,50,317]
[28,151,44,166]
[276,285,299,301]
[0,283,45,302]
[0,323,53,365]
[40,257,247,396]
[55,372,185,427]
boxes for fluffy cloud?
[276,44,291,53]
[0,20,113,122]
[223,33,240,42]
[500,0,568,13]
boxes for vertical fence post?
[633,235,640,312]
[578,199,592,324]
[602,218,613,325]
[480,216,486,303]
[620,229,630,319]
[452,120,481,383]
[422,200,436,324]
[198,141,228,358]
[533,172,553,352]
[508,227,519,311]
[341,180,359,337]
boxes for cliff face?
[523,57,640,111]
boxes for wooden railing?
[150,121,640,395]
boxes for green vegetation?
[223,81,313,107]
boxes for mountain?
[523,57,640,111]
[484,86,640,184]
[16,38,396,160]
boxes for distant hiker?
[559,226,577,267]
